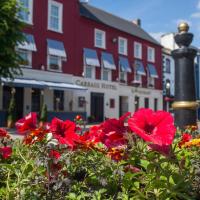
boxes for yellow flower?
[182,138,200,148]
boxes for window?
[54,90,64,111]
[154,98,158,111]
[102,69,111,81]
[18,0,33,24]
[165,58,171,73]
[95,29,106,49]
[48,55,62,71]
[147,47,155,62]
[31,89,41,112]
[48,0,63,32]
[85,66,95,79]
[148,77,155,88]
[120,71,127,83]
[118,37,127,55]
[144,98,149,108]
[134,74,142,85]
[110,99,115,108]
[18,49,32,67]
[134,96,139,111]
[134,42,142,59]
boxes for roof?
[79,3,161,46]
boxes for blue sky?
[89,0,200,47]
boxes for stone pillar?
[172,22,198,129]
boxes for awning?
[134,60,146,76]
[1,78,87,91]
[101,52,116,70]
[47,39,67,58]
[83,48,100,67]
[119,56,131,72]
[18,33,37,51]
[147,64,158,78]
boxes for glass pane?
[51,5,59,17]
[86,66,92,78]
[19,51,29,65]
[50,16,59,30]
[54,90,64,111]
[49,56,59,70]
[103,70,108,80]
[19,0,29,21]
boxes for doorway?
[91,92,104,122]
[119,96,128,117]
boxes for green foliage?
[40,104,47,123]
[0,0,25,79]
[7,94,16,122]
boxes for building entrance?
[91,92,104,122]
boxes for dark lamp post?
[172,22,198,129]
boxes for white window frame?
[94,29,106,49]
[148,76,155,88]
[18,49,32,68]
[147,47,155,63]
[119,71,127,83]
[48,0,63,33]
[18,0,33,24]
[85,65,95,79]
[47,55,62,72]
[101,68,111,81]
[118,37,128,55]
[134,73,142,86]
[134,42,142,59]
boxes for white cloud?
[150,32,165,42]
[191,12,200,18]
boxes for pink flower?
[128,108,176,155]
[15,112,37,133]
[0,146,12,159]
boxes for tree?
[0,0,25,79]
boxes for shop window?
[144,98,149,108]
[31,89,41,112]
[54,90,64,111]
[78,97,85,108]
[48,0,63,33]
[110,99,115,108]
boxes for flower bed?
[0,109,200,199]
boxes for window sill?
[118,52,128,56]
[94,45,106,49]
[48,28,63,34]
[47,68,62,73]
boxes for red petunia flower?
[100,112,131,148]
[50,118,80,148]
[49,150,61,160]
[0,146,12,159]
[0,128,8,138]
[128,108,176,155]
[15,112,37,133]
[178,133,192,148]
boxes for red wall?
[23,0,162,90]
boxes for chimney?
[132,19,141,27]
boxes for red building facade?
[0,0,163,125]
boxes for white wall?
[161,33,178,50]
